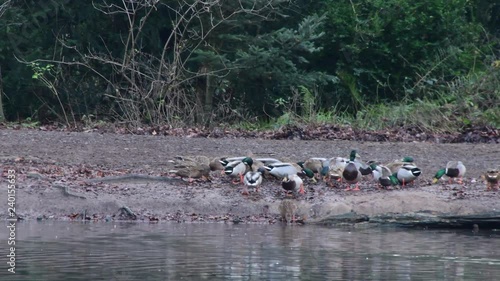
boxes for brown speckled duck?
[327,157,348,183]
[279,199,298,223]
[483,169,499,191]
[169,155,211,182]
[298,157,330,182]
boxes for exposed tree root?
[86,174,186,184]
[52,185,87,199]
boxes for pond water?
[2,222,500,280]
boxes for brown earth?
[0,128,499,225]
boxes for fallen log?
[313,210,500,229]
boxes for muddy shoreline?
[1,129,499,227]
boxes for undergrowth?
[236,67,499,133]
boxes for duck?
[300,157,327,173]
[249,158,266,171]
[348,150,373,176]
[264,162,315,180]
[279,157,318,181]
[297,167,315,181]
[224,157,253,184]
[242,167,266,195]
[371,163,399,189]
[432,161,466,184]
[396,163,422,186]
[219,156,247,167]
[168,155,211,182]
[343,162,362,191]
[265,162,299,178]
[342,151,363,191]
[172,155,210,165]
[483,169,499,191]
[240,151,282,167]
[281,173,305,195]
[223,153,276,178]
[207,155,268,173]
[386,157,415,173]
[209,157,225,172]
[326,157,348,184]
[279,199,298,223]
[298,157,329,182]
[215,156,248,175]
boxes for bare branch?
[0,0,12,19]
[23,0,291,125]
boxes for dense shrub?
[0,0,498,129]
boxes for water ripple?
[3,222,500,281]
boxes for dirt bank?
[0,129,499,225]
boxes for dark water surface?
[2,222,500,280]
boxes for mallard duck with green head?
[483,169,499,191]
[224,157,253,184]
[265,162,298,178]
[342,151,363,191]
[343,162,362,191]
[281,173,305,195]
[298,157,330,182]
[214,156,248,175]
[386,157,415,174]
[264,162,315,181]
[396,163,422,186]
[432,161,466,184]
[301,157,328,173]
[349,150,373,176]
[371,163,399,189]
[242,167,266,195]
[243,151,281,166]
[219,156,247,167]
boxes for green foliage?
[19,117,40,129]
[226,13,338,117]
[355,99,452,131]
[0,0,498,132]
[30,63,54,80]
[320,0,487,108]
[445,69,500,128]
[350,67,500,131]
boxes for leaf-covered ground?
[2,122,499,143]
[0,127,499,224]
